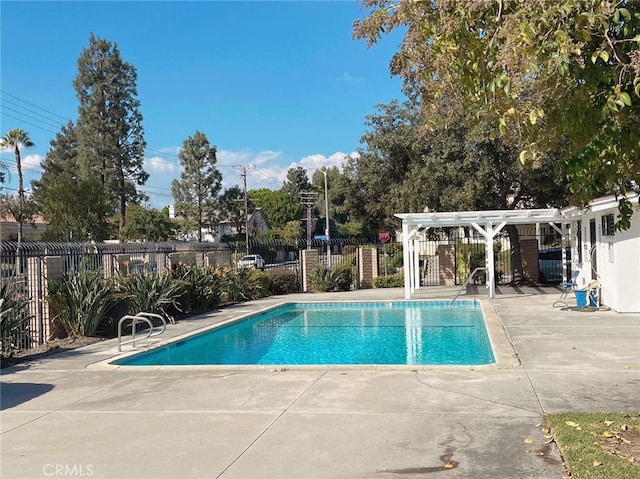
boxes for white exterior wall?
[569,195,640,313]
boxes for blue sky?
[1,0,404,209]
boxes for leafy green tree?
[171,131,222,242]
[74,33,148,238]
[345,100,568,282]
[120,205,176,241]
[354,0,640,227]
[342,100,425,232]
[281,220,305,240]
[249,188,302,230]
[0,128,34,243]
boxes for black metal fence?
[0,238,382,350]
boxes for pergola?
[395,209,569,299]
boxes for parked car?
[538,247,571,284]
[237,254,265,271]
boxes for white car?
[237,254,265,270]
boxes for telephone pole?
[300,191,318,250]
[233,165,254,254]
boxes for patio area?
[1,286,639,478]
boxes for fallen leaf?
[444,462,455,469]
[620,424,628,431]
[604,420,614,427]
[602,431,614,438]
[593,460,603,467]
[624,365,631,369]
[565,421,580,428]
[524,438,534,444]
[544,437,554,444]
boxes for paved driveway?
[1,287,639,478]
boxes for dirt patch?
[598,423,640,465]
[0,336,104,369]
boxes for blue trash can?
[575,290,588,308]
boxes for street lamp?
[322,168,330,258]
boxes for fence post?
[29,256,65,344]
[358,246,378,288]
[301,249,319,292]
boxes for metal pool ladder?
[118,312,167,352]
[448,267,486,309]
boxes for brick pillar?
[28,256,65,343]
[521,239,539,283]
[358,247,378,288]
[301,249,319,292]
[438,245,456,285]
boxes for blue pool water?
[114,301,495,366]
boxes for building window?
[601,214,615,236]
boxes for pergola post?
[470,221,506,299]
[402,222,411,299]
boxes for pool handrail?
[448,267,486,309]
[118,312,167,352]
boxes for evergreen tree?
[73,34,148,239]
[31,122,105,241]
[171,131,222,242]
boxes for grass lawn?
[547,412,640,479]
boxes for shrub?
[249,270,272,298]
[309,263,353,292]
[47,270,115,338]
[0,280,32,356]
[308,263,335,292]
[373,275,404,288]
[171,265,221,314]
[219,267,257,303]
[332,264,353,291]
[267,269,299,295]
[115,270,186,322]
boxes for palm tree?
[0,128,34,243]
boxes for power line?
[1,90,71,122]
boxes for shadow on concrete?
[0,382,54,410]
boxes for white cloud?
[337,72,364,83]
[146,156,175,172]
[298,152,352,171]
[143,148,359,208]
[217,149,253,165]
[22,154,43,170]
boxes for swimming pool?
[114,301,495,366]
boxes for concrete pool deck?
[1,286,639,478]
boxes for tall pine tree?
[171,131,222,242]
[73,34,148,239]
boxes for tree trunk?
[15,145,23,244]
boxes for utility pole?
[300,191,318,250]
[233,165,254,255]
